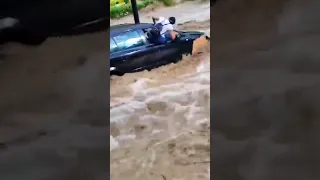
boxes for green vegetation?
[110,0,155,19]
[110,0,177,19]
[160,0,175,6]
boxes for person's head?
[169,17,176,25]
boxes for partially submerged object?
[110,23,210,76]
[192,35,210,55]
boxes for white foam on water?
[110,135,119,151]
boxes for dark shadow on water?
[0,32,108,180]
[212,0,320,179]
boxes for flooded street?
[110,1,211,179]
[110,41,210,179]
[110,1,210,25]
[0,1,210,179]
[212,0,320,179]
[0,33,108,180]
[2,0,319,179]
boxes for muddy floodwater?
[212,0,320,179]
[0,31,108,180]
[0,1,210,179]
[110,1,211,179]
[110,40,210,180]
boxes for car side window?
[110,38,119,53]
[113,30,145,51]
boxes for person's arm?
[168,30,176,40]
[153,16,166,24]
[152,16,159,24]
[167,25,176,40]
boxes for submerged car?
[110,23,208,76]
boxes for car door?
[141,29,182,66]
[110,30,154,73]
[160,40,184,63]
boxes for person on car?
[147,28,164,45]
[150,16,176,44]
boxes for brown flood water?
[212,0,320,179]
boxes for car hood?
[178,31,205,41]
[180,31,205,36]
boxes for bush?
[110,0,155,19]
[159,0,175,6]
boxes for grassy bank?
[110,0,176,19]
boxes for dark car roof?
[110,23,153,37]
